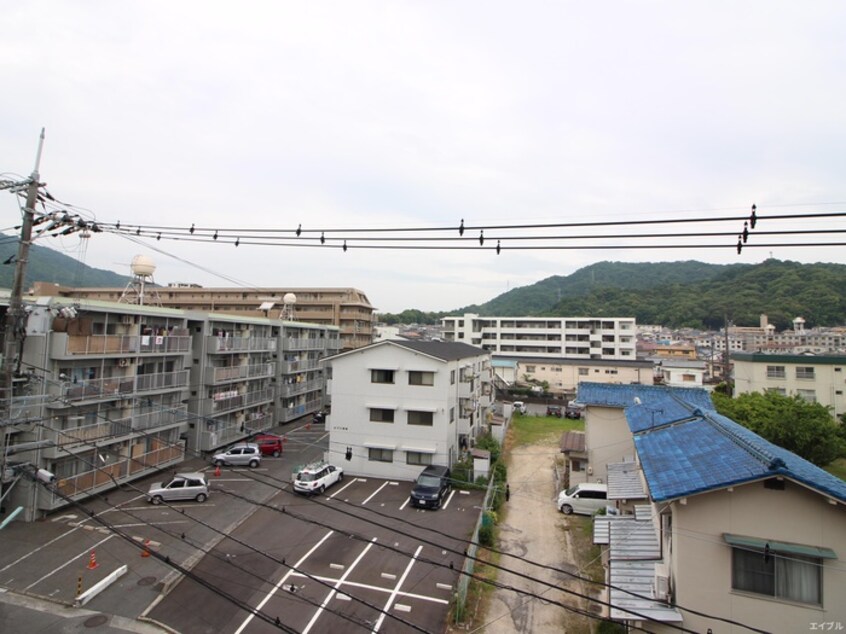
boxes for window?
[450,370,455,384]
[766,365,786,379]
[578,368,589,376]
[767,387,787,396]
[795,366,815,380]
[450,407,455,423]
[796,389,817,403]
[371,369,395,384]
[732,547,821,605]
[406,452,432,466]
[369,408,395,423]
[407,410,434,426]
[604,369,618,375]
[682,374,696,382]
[368,448,393,463]
[408,371,435,386]
[525,365,536,373]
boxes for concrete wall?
[584,405,633,483]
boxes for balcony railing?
[135,370,189,393]
[284,338,326,351]
[279,397,323,422]
[206,336,277,354]
[278,378,323,397]
[210,388,275,414]
[279,359,322,373]
[203,363,275,384]
[61,334,190,356]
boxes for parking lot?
[0,419,485,633]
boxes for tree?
[711,391,846,466]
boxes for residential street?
[477,442,597,633]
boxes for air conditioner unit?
[118,358,131,367]
[654,563,671,602]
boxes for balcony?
[52,333,191,358]
[209,388,275,414]
[135,370,189,394]
[279,378,323,397]
[206,336,277,354]
[279,359,322,373]
[279,397,323,422]
[204,363,275,384]
[284,337,326,351]
[198,411,273,451]
[60,376,134,403]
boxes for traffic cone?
[87,550,99,570]
[214,464,221,477]
[141,539,151,558]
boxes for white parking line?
[286,572,449,605]
[441,489,457,510]
[399,496,411,510]
[302,538,377,634]
[24,534,114,591]
[361,481,390,505]
[329,478,358,499]
[234,530,334,634]
[373,545,423,632]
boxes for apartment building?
[1,294,338,521]
[732,352,846,418]
[441,313,636,360]
[513,357,653,395]
[709,315,845,355]
[326,340,492,480]
[29,282,373,351]
[578,382,846,633]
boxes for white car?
[293,462,344,495]
[147,473,209,504]
[212,443,261,468]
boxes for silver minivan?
[557,483,608,515]
[212,443,261,468]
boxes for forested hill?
[380,260,846,330]
[0,235,131,289]
[541,260,846,330]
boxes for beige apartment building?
[732,352,846,418]
[29,282,373,351]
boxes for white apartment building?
[1,294,339,521]
[326,340,492,481]
[732,352,846,418]
[441,313,636,360]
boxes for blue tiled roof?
[581,383,846,504]
[634,411,846,504]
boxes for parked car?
[312,411,326,425]
[557,483,608,515]
[293,461,343,495]
[254,433,284,457]
[147,473,209,504]
[410,465,452,509]
[212,443,261,468]
[565,404,584,419]
[512,401,527,415]
[546,405,563,418]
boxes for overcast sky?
[2,2,845,314]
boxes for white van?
[512,401,527,415]
[557,483,608,515]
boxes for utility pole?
[723,313,732,396]
[2,129,45,453]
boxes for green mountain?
[0,234,131,290]
[451,260,846,331]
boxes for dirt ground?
[457,440,601,633]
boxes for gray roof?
[389,339,488,361]
[609,561,683,623]
[607,462,647,501]
[495,354,653,369]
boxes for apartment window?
[551,366,562,372]
[731,547,821,605]
[525,365,536,373]
[450,407,455,423]
[767,387,787,396]
[796,389,817,403]
[406,452,432,466]
[682,374,696,383]
[369,408,395,423]
[371,369,395,384]
[795,366,815,380]
[407,410,434,426]
[408,371,435,386]
[766,365,786,379]
[450,370,456,385]
[604,369,618,375]
[368,448,393,463]
[578,368,589,376]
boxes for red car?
[253,433,284,457]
